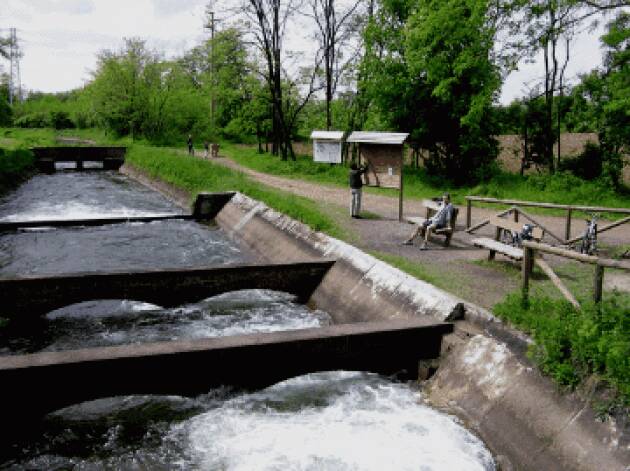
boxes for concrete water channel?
[0,153,496,470]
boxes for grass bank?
[126,145,345,239]
[494,293,630,411]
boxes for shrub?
[0,147,35,192]
[559,142,603,180]
[494,293,630,405]
[50,110,75,130]
[14,112,51,128]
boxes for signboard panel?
[360,144,402,189]
[313,140,342,164]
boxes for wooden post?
[466,199,472,229]
[593,264,604,303]
[514,208,519,224]
[536,258,580,309]
[565,208,572,242]
[522,246,533,306]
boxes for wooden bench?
[471,215,544,261]
[406,199,459,247]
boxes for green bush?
[494,293,630,405]
[14,112,51,128]
[559,142,603,181]
[0,147,35,192]
[50,110,75,130]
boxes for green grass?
[0,127,120,149]
[126,144,344,238]
[368,250,474,297]
[494,292,630,410]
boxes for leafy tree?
[0,75,12,126]
[598,12,630,187]
[182,28,254,139]
[405,0,501,184]
[90,38,158,137]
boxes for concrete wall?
[122,164,629,471]
[0,320,452,430]
[1,261,335,321]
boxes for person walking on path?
[204,140,210,158]
[187,134,194,156]
[349,162,368,218]
[403,193,454,250]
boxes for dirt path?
[210,154,630,309]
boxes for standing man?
[349,162,368,218]
[403,193,453,250]
[187,134,194,156]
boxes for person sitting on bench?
[403,193,454,250]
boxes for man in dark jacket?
[349,162,368,218]
[187,134,194,156]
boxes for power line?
[205,11,220,135]
[8,28,22,104]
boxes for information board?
[313,140,342,164]
[360,144,402,189]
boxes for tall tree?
[405,0,501,183]
[518,0,585,172]
[308,0,363,129]
[90,38,157,137]
[598,11,630,186]
[182,28,254,137]
[238,0,323,160]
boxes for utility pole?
[8,28,21,105]
[205,11,218,136]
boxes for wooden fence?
[521,241,630,308]
[465,196,630,245]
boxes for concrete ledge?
[0,320,453,426]
[33,147,126,173]
[32,146,127,162]
[0,214,192,232]
[427,335,629,471]
[0,261,335,320]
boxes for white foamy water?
[172,372,495,471]
[0,200,176,222]
[0,171,184,222]
[1,291,332,355]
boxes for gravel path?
[211,154,630,309]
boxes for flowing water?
[0,170,495,470]
[0,171,183,221]
[2,372,495,471]
[0,290,332,355]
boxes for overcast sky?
[0,0,612,104]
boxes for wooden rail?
[466,196,630,244]
[521,241,630,307]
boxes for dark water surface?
[0,219,247,276]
